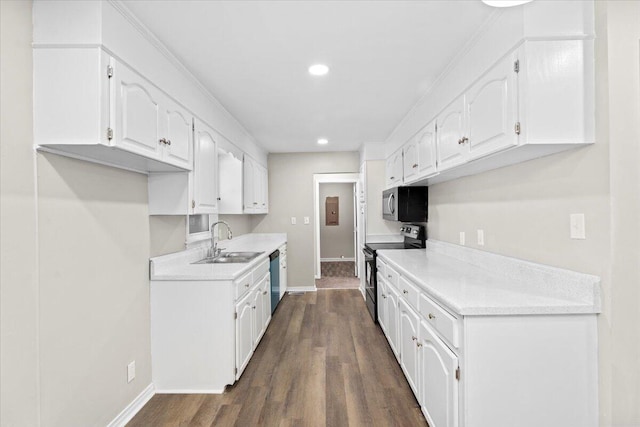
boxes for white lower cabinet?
[151,258,276,392]
[419,320,459,427]
[235,290,254,379]
[398,298,420,397]
[379,255,598,427]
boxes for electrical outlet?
[459,231,466,246]
[303,216,310,225]
[570,213,586,239]
[477,229,485,246]
[291,217,297,225]
[127,361,135,383]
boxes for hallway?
[128,290,426,426]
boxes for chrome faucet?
[210,221,233,257]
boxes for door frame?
[313,173,360,279]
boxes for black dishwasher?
[269,250,280,314]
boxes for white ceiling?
[122,1,495,153]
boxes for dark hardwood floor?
[128,289,427,427]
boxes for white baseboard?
[107,383,155,427]
[153,388,226,394]
[321,257,355,262]
[287,286,317,293]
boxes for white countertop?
[377,240,601,316]
[150,233,287,281]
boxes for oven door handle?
[362,248,374,262]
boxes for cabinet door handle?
[159,138,168,145]
[403,289,408,295]
[245,283,250,288]
[411,336,417,341]
[263,291,268,295]
[252,305,256,310]
[166,139,171,146]
[387,274,392,279]
[389,176,395,180]
[417,342,423,348]
[428,313,436,320]
[458,136,468,145]
[412,164,418,168]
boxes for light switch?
[477,229,484,246]
[303,216,310,225]
[570,213,586,239]
[459,231,466,246]
[291,217,297,225]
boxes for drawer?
[398,275,419,310]
[384,264,399,289]
[252,259,270,283]
[419,293,459,349]
[234,270,253,300]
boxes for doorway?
[313,174,361,289]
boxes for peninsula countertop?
[377,240,601,316]
[150,233,287,281]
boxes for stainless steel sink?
[192,251,264,264]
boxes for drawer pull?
[403,289,408,295]
[411,336,417,341]
[428,313,436,320]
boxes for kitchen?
[1,1,638,427]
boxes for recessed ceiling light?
[308,64,329,76]
[317,138,329,145]
[482,0,533,7]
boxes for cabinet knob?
[411,336,417,341]
[403,289,408,295]
[458,136,468,145]
[263,291,268,295]
[387,274,392,279]
[159,138,172,146]
[166,139,171,146]
[417,342,423,348]
[192,200,196,209]
[245,283,250,288]
[428,313,436,320]
[412,164,418,168]
[252,306,256,310]
[390,176,395,180]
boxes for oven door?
[363,247,377,322]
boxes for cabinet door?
[217,149,244,214]
[260,165,269,212]
[193,122,218,214]
[377,277,388,334]
[161,99,192,169]
[419,320,459,427]
[252,287,263,346]
[417,120,438,178]
[386,150,403,188]
[386,285,400,360]
[235,292,254,379]
[279,257,287,298]
[403,139,419,183]
[261,277,271,326]
[437,96,466,171]
[113,63,162,159]
[243,156,255,213]
[399,298,420,397]
[467,53,518,161]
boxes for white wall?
[0,1,40,424]
[319,183,355,259]
[252,152,360,288]
[37,153,152,426]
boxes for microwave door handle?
[389,193,395,214]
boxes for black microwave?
[382,186,428,222]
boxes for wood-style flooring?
[127,290,427,427]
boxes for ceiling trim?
[384,7,503,147]
[108,0,263,154]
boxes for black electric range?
[362,224,426,322]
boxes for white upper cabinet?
[436,96,467,172]
[243,155,269,214]
[218,148,244,214]
[191,121,218,214]
[385,149,403,188]
[114,62,193,170]
[147,119,218,215]
[403,120,438,184]
[402,139,419,183]
[466,52,518,161]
